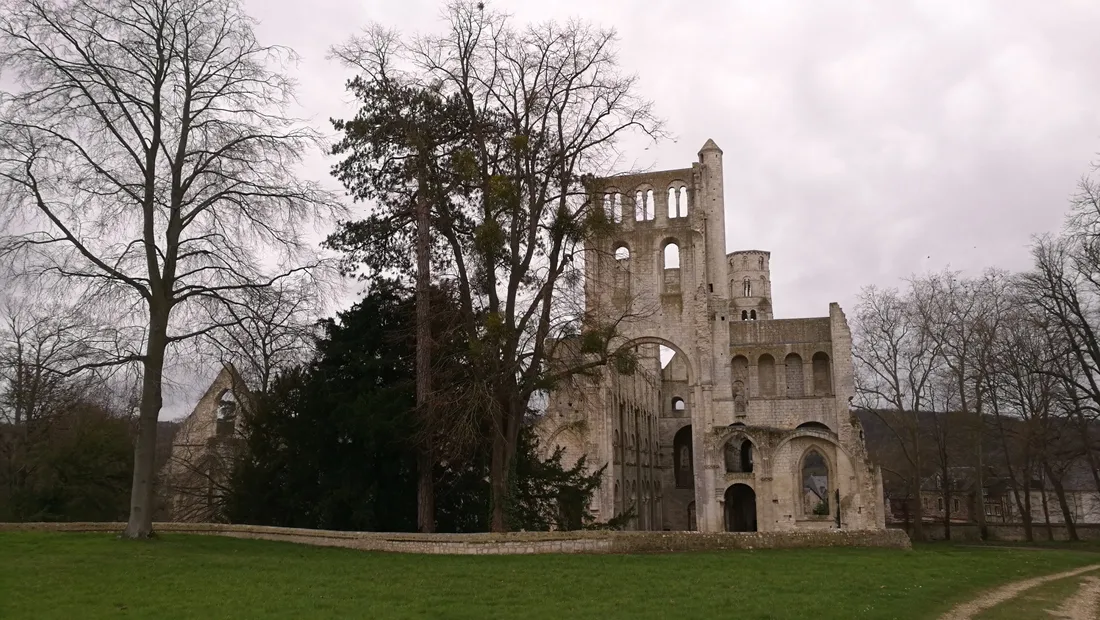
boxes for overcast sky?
[171,0,1100,417]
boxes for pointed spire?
[699,138,722,154]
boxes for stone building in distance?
[537,139,886,533]
[161,364,249,522]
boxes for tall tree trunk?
[489,399,524,533]
[415,179,435,534]
[489,414,508,532]
[1045,462,1079,541]
[123,304,169,539]
[943,480,952,541]
[1039,477,1054,541]
[1022,477,1034,542]
[973,405,988,540]
[1072,404,1100,494]
[910,474,925,542]
[910,418,925,542]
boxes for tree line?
[852,165,1100,542]
[0,0,655,535]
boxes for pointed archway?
[725,484,757,532]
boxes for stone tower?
[538,139,885,534]
[729,250,773,320]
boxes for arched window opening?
[614,245,630,261]
[724,438,755,473]
[216,390,237,438]
[797,421,831,432]
[605,192,623,224]
[802,450,830,516]
[645,189,654,220]
[785,353,804,397]
[667,187,678,218]
[743,278,752,297]
[750,310,757,320]
[663,242,680,269]
[758,354,776,396]
[758,256,764,270]
[673,425,693,489]
[812,352,832,395]
[741,310,748,320]
[635,190,644,221]
[671,397,685,412]
[678,186,688,217]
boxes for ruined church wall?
[543,139,886,534]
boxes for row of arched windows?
[614,401,658,468]
[735,275,767,299]
[602,184,690,224]
[612,241,682,268]
[614,479,662,503]
[731,352,832,397]
[730,254,765,270]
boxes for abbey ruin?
[537,139,886,533]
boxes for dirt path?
[1047,575,1100,620]
[938,564,1100,620]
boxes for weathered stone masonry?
[538,139,887,534]
[1,522,911,554]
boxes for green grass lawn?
[2,532,1099,619]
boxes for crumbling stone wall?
[161,364,250,522]
[1,521,912,554]
[538,139,886,535]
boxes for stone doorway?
[725,484,757,532]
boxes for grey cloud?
[156,0,1100,415]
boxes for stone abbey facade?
[537,139,886,533]
[161,364,249,522]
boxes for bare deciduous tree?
[909,269,1011,539]
[201,279,323,395]
[0,285,137,519]
[0,0,339,538]
[330,1,662,531]
[852,284,943,541]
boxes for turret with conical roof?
[699,138,723,154]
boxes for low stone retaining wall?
[891,522,1100,543]
[1,521,912,554]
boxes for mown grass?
[2,532,1099,619]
